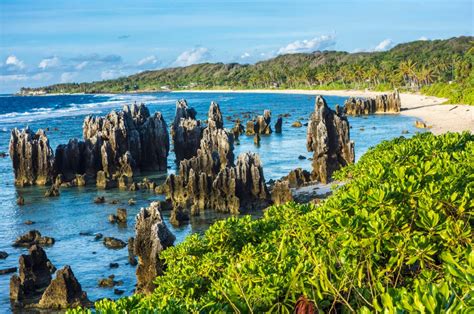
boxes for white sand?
[178,89,473,134]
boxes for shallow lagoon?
[0,92,420,312]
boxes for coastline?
[177,89,474,135]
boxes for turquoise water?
[0,92,420,311]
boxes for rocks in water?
[109,263,119,268]
[170,207,190,227]
[17,196,25,205]
[38,266,91,309]
[246,110,272,135]
[415,120,428,128]
[231,119,245,139]
[103,237,127,249]
[108,208,127,224]
[13,230,55,247]
[94,196,105,204]
[134,201,175,294]
[275,116,283,133]
[0,267,17,275]
[128,198,136,205]
[171,100,203,162]
[98,275,122,288]
[44,185,60,197]
[307,96,355,184]
[24,220,35,225]
[208,101,224,129]
[9,103,170,188]
[10,245,56,307]
[9,128,55,186]
[292,121,303,128]
[298,155,306,160]
[94,233,103,240]
[344,91,401,115]
[254,134,260,146]
[114,289,125,295]
[127,237,137,266]
[0,251,9,259]
[270,180,293,205]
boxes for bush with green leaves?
[70,132,473,313]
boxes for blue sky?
[0,0,472,92]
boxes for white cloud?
[101,69,125,80]
[173,47,210,67]
[75,61,89,70]
[60,72,78,83]
[0,74,28,82]
[137,55,159,66]
[38,56,60,70]
[5,55,25,69]
[240,52,251,59]
[278,35,336,54]
[419,36,429,41]
[374,39,394,51]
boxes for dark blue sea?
[0,92,420,312]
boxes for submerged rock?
[38,266,91,309]
[103,237,127,249]
[13,230,55,248]
[307,96,354,183]
[9,128,55,186]
[44,185,60,197]
[292,121,303,128]
[0,267,17,275]
[344,91,401,115]
[134,202,175,294]
[0,251,9,259]
[16,196,25,206]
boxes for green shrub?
[70,132,473,313]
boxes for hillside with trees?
[20,36,473,104]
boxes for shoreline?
[177,89,473,135]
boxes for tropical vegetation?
[69,131,473,313]
[21,36,474,105]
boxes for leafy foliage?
[22,37,474,104]
[69,132,473,313]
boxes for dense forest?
[21,36,473,104]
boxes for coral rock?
[344,91,401,115]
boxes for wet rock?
[254,134,260,146]
[114,289,125,295]
[9,245,55,307]
[109,263,119,269]
[108,208,127,224]
[291,121,303,128]
[0,251,9,259]
[98,275,121,288]
[127,237,137,266]
[275,116,283,133]
[0,267,17,275]
[245,120,256,135]
[9,128,55,186]
[128,198,136,205]
[13,230,55,247]
[231,119,245,139]
[245,110,272,135]
[415,120,428,128]
[172,100,203,162]
[170,207,190,227]
[94,233,103,240]
[298,155,306,160]
[344,91,401,115]
[103,237,126,249]
[134,201,175,294]
[401,130,409,134]
[0,151,7,158]
[24,220,35,225]
[307,97,355,183]
[38,265,91,309]
[270,180,293,205]
[44,185,60,197]
[94,196,105,204]
[17,196,25,206]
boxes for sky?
[0,0,472,93]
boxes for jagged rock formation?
[9,104,170,188]
[171,100,203,162]
[9,128,55,186]
[284,168,312,188]
[271,180,293,205]
[38,266,91,309]
[163,102,270,214]
[127,237,137,266]
[245,110,272,135]
[275,116,283,133]
[13,230,55,247]
[231,119,245,139]
[307,96,355,183]
[10,245,56,307]
[344,91,401,115]
[134,202,175,294]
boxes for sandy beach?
[178,89,473,135]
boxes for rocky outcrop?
[127,237,137,266]
[10,245,56,307]
[231,119,245,139]
[271,180,293,205]
[38,266,91,309]
[284,168,312,188]
[344,91,401,115]
[163,102,270,214]
[13,230,55,247]
[103,237,127,249]
[134,202,175,294]
[9,128,55,186]
[10,104,170,188]
[171,100,203,162]
[245,110,272,135]
[307,96,355,183]
[275,116,283,133]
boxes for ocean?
[0,92,420,312]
